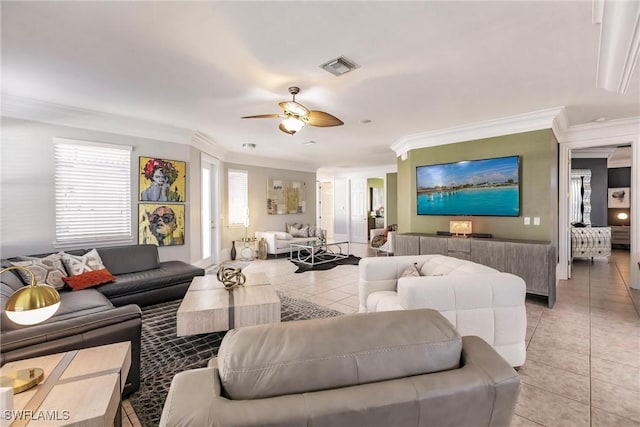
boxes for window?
[228,169,248,226]
[54,138,132,247]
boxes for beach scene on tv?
[417,156,520,216]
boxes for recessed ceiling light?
[301,140,317,145]
[242,143,256,149]
[360,119,372,124]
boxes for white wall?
[0,117,193,262]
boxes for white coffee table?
[176,272,281,336]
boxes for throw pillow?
[400,263,421,277]
[60,248,106,275]
[10,253,67,290]
[308,225,317,238]
[62,269,116,291]
[371,235,387,248]
[290,226,309,238]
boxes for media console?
[395,233,556,307]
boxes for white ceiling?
[2,1,639,170]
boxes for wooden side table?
[1,342,131,427]
[237,237,257,260]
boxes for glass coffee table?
[289,240,350,266]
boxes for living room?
[1,1,639,426]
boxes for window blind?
[54,139,132,246]
[228,169,248,226]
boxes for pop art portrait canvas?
[139,204,185,246]
[139,157,186,202]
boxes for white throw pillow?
[60,249,106,275]
[400,263,421,278]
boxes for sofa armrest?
[1,304,142,396]
[460,336,521,425]
[358,255,426,312]
[1,304,142,352]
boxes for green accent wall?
[397,129,558,242]
[386,172,398,226]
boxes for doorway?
[319,181,335,240]
[201,153,220,267]
[559,140,637,288]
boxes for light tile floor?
[124,245,639,426]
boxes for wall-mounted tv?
[417,155,520,216]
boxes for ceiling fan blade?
[278,122,297,135]
[278,101,309,117]
[241,114,285,119]
[306,110,344,127]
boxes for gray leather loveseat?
[1,244,204,396]
[160,308,521,427]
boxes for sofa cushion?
[94,261,202,300]
[97,244,160,275]
[217,308,462,400]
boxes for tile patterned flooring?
[124,245,640,426]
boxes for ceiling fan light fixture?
[281,117,305,134]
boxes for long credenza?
[395,233,556,307]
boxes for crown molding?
[594,0,640,94]
[390,107,565,156]
[190,131,229,160]
[317,164,397,181]
[224,151,318,173]
[571,147,616,158]
[1,93,194,144]
[556,116,640,144]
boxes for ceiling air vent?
[319,56,359,76]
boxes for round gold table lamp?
[0,266,61,393]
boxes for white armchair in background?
[370,228,394,255]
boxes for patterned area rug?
[128,292,342,427]
[290,254,361,273]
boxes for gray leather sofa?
[1,244,204,397]
[160,309,521,427]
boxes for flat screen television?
[416,155,520,216]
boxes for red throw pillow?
[62,269,116,291]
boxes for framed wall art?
[267,179,306,214]
[608,187,630,208]
[139,203,185,246]
[139,157,186,202]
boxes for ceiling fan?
[241,86,344,135]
